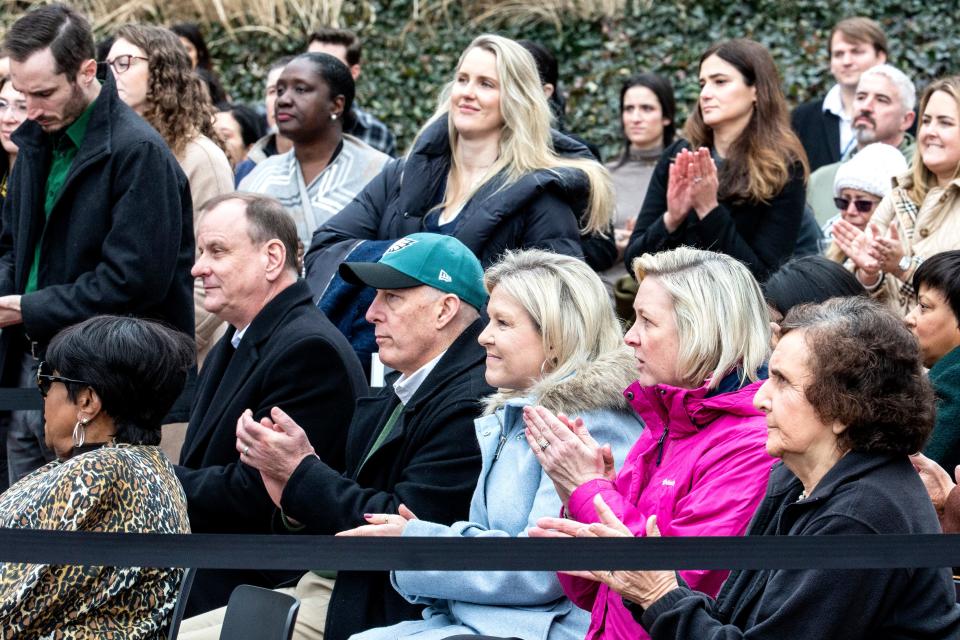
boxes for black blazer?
[0,75,194,368]
[176,279,367,533]
[280,318,491,640]
[791,98,841,172]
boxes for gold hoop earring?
[73,417,90,448]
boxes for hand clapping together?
[832,219,906,285]
[664,147,720,232]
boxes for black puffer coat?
[306,115,612,270]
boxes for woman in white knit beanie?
[824,142,908,263]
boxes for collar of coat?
[395,114,593,220]
[13,70,125,160]
[226,279,314,349]
[399,316,488,412]
[482,346,638,416]
[624,374,765,438]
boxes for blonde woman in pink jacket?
[525,247,776,640]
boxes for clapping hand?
[236,407,317,508]
[685,147,720,217]
[561,495,680,610]
[523,406,614,505]
[911,453,958,516]
[867,222,907,276]
[832,220,882,281]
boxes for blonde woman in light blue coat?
[338,249,642,640]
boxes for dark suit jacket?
[791,98,841,172]
[176,279,367,613]
[280,317,491,640]
[0,75,194,400]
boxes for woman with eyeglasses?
[833,76,960,316]
[106,24,233,365]
[0,76,27,213]
[822,143,906,265]
[0,315,194,638]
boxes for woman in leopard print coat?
[0,316,195,639]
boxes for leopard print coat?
[0,443,190,639]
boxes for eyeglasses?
[0,99,28,118]
[106,54,149,75]
[833,197,879,214]
[35,361,92,398]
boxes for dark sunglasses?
[834,197,879,214]
[35,361,91,398]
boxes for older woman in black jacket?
[305,34,613,272]
[565,297,960,639]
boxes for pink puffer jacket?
[559,376,776,640]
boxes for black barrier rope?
[0,388,43,411]
[2,529,960,570]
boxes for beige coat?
[177,135,234,367]
[869,172,960,315]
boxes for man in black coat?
[0,5,194,488]
[179,233,491,640]
[790,17,888,172]
[176,193,367,616]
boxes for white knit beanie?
[833,143,909,198]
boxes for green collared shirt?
[25,102,95,294]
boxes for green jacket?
[924,346,960,474]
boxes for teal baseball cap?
[339,233,488,310]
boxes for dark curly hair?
[116,24,221,157]
[780,297,934,455]
[46,316,195,445]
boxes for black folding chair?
[219,584,300,640]
[167,567,197,640]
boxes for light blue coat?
[350,349,643,640]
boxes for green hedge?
[196,0,959,159]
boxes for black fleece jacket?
[638,452,960,640]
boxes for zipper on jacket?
[655,425,669,466]
[493,411,507,461]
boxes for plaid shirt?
[349,105,396,157]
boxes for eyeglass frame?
[106,54,149,75]
[833,196,880,214]
[35,360,92,398]
[0,98,28,118]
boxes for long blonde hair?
[483,249,625,407]
[412,34,613,235]
[907,76,960,205]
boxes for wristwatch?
[898,255,911,274]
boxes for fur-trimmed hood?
[483,346,638,416]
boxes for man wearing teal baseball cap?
[226,232,493,640]
[338,232,488,311]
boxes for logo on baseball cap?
[339,233,487,310]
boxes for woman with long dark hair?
[624,39,808,282]
[602,73,676,289]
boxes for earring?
[73,417,90,448]
[331,113,338,121]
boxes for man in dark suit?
[0,4,194,489]
[179,233,490,640]
[791,16,887,172]
[176,192,367,615]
